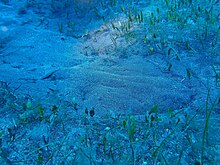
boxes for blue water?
[0,0,219,164]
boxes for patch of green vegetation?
[0,82,219,164]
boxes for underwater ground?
[0,0,220,164]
